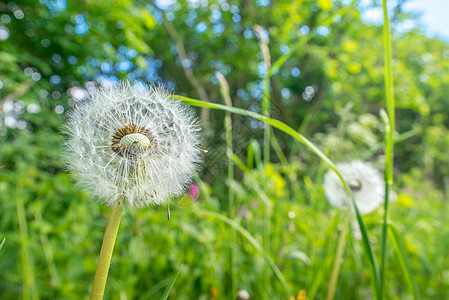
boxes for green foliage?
[1,0,449,299]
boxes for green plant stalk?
[90,204,124,300]
[354,197,380,300]
[263,82,271,164]
[388,224,421,300]
[254,25,272,164]
[326,211,351,300]
[308,213,342,300]
[380,0,396,297]
[270,133,288,164]
[216,71,237,298]
[16,191,38,300]
[175,94,380,296]
[35,206,60,288]
[226,109,237,299]
[160,265,184,300]
[254,26,273,294]
[230,154,273,208]
[247,139,262,169]
[193,209,293,297]
[380,182,391,298]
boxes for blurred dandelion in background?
[237,289,250,300]
[323,160,384,215]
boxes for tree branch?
[161,14,211,126]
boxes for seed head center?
[348,179,362,192]
[120,133,151,148]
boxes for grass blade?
[159,264,184,300]
[216,71,238,298]
[247,140,262,169]
[254,25,272,164]
[380,0,397,297]
[0,238,5,251]
[193,209,293,297]
[388,224,421,300]
[326,212,351,300]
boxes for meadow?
[1,0,449,299]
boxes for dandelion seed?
[64,81,202,208]
[323,161,384,215]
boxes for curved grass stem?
[90,204,124,300]
[326,211,351,300]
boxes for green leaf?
[388,224,421,300]
[159,264,184,300]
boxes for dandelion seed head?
[64,81,202,208]
[237,290,250,300]
[323,161,384,215]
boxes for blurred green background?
[1,0,449,299]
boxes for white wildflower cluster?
[323,161,384,215]
[64,81,202,208]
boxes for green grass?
[0,155,446,299]
[0,1,445,299]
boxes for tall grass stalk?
[380,0,396,297]
[16,187,38,300]
[34,202,60,288]
[90,204,124,300]
[254,25,272,164]
[388,224,421,300]
[216,71,237,298]
[254,24,273,294]
[175,94,380,297]
[308,213,342,300]
[326,211,351,300]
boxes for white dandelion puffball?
[323,161,384,215]
[64,81,202,208]
[237,290,250,300]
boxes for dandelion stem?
[326,211,351,300]
[90,204,124,300]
